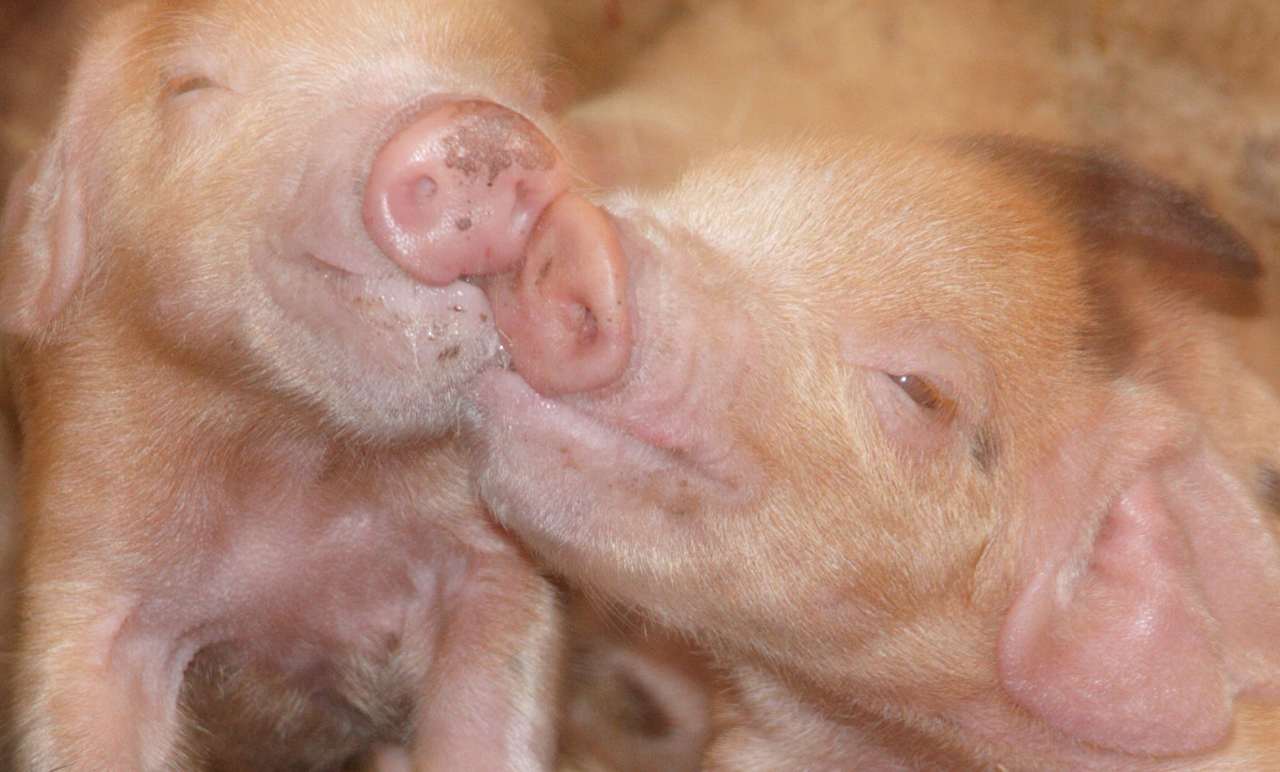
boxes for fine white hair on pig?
[469,134,1280,770]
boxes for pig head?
[0,0,568,436]
[0,0,577,768]
[469,137,1280,768]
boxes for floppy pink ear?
[0,129,88,336]
[0,1,145,338]
[1000,444,1280,756]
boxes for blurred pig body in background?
[0,0,577,768]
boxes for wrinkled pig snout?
[488,193,632,396]
[363,100,571,285]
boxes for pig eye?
[886,373,955,416]
[164,74,221,99]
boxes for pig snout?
[363,100,571,286]
[486,193,632,396]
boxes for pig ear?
[0,137,87,336]
[0,1,141,337]
[999,444,1280,756]
[962,137,1262,289]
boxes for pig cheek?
[127,178,264,357]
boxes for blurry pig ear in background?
[0,136,86,337]
[961,136,1263,316]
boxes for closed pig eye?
[165,74,221,98]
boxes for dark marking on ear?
[614,669,672,739]
[1260,464,1280,517]
[971,425,1001,474]
[1075,267,1141,376]
[957,136,1264,320]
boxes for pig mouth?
[257,244,499,357]
[475,368,747,496]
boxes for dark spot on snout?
[666,489,702,519]
[455,216,473,232]
[614,670,672,739]
[558,445,580,471]
[971,426,1001,474]
[1260,464,1280,517]
[442,103,556,187]
[436,345,462,362]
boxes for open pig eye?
[886,373,954,416]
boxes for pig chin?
[249,246,503,437]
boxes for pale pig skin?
[0,0,577,768]
[470,138,1280,768]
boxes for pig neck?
[10,324,472,574]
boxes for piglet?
[1,0,573,768]
[468,137,1280,768]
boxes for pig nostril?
[412,176,438,205]
[537,252,555,284]
[568,302,599,345]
